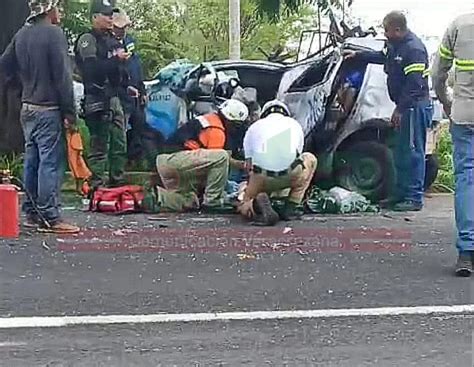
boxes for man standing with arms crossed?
[0,0,80,234]
[74,0,130,188]
[345,11,432,212]
[432,13,474,277]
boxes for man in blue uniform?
[112,9,146,163]
[345,11,432,212]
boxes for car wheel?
[424,154,439,191]
[334,141,395,201]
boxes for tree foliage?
[62,0,91,41]
[120,0,316,77]
[257,0,345,19]
[59,0,349,77]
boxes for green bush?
[0,152,24,180]
[434,124,454,191]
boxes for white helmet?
[261,99,290,118]
[218,99,249,123]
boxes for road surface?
[0,195,472,366]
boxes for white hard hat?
[261,99,290,118]
[219,99,249,123]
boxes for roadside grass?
[0,152,24,180]
[432,123,454,193]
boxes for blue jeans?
[451,123,474,253]
[20,106,64,224]
[394,101,433,205]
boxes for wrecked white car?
[74,28,443,201]
[145,34,442,200]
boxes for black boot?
[392,200,423,212]
[455,252,473,277]
[280,201,304,221]
[379,197,400,209]
[252,193,279,226]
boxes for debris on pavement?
[296,248,308,256]
[283,227,293,235]
[190,218,215,223]
[303,216,328,222]
[237,253,257,260]
[306,186,379,214]
[112,229,138,236]
[268,243,290,251]
[148,217,169,222]
[42,241,50,251]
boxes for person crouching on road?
[0,0,80,234]
[237,100,317,226]
[149,100,250,213]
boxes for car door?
[277,50,343,137]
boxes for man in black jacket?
[74,0,130,188]
[0,0,79,234]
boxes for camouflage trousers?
[85,97,127,187]
[155,149,229,212]
[237,152,318,219]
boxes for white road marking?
[0,342,27,347]
[0,305,473,329]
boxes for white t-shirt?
[243,113,304,172]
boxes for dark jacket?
[357,31,430,111]
[118,34,145,115]
[124,34,145,93]
[0,20,75,119]
[74,29,126,98]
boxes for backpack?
[89,185,145,214]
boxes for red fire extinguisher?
[0,170,19,239]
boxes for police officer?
[74,0,130,188]
[345,11,432,212]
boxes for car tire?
[424,154,439,191]
[334,141,395,201]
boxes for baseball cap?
[90,0,118,17]
[112,9,131,28]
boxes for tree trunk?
[229,0,241,60]
[0,0,29,154]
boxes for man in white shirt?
[237,100,318,225]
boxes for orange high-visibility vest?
[184,113,226,150]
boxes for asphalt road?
[0,195,472,366]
